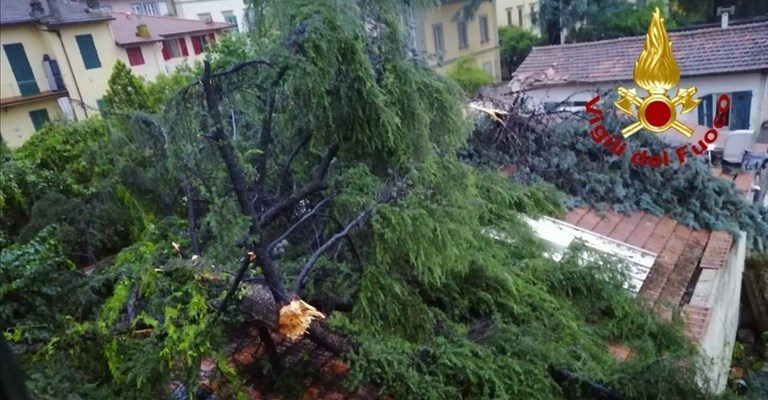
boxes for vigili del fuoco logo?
[584,8,731,168]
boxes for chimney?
[45,0,62,20]
[29,0,45,18]
[717,6,735,28]
[136,23,150,38]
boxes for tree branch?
[201,61,257,228]
[255,66,289,192]
[267,196,333,254]
[213,253,253,322]
[291,207,372,294]
[277,131,313,197]
[259,144,339,228]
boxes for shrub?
[445,56,493,96]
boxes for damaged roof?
[512,21,768,89]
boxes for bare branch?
[267,196,334,254]
[291,207,372,294]
[259,144,339,227]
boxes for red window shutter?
[178,38,189,57]
[126,46,145,66]
[208,33,216,44]
[161,41,170,60]
[191,36,203,54]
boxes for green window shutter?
[96,98,106,112]
[75,34,101,69]
[29,109,50,131]
[2,43,40,97]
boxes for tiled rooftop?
[513,22,768,89]
[562,206,738,341]
[109,12,235,46]
[0,0,113,26]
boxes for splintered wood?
[279,298,325,340]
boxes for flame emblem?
[615,8,700,137]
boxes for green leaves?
[445,56,493,96]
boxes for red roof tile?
[514,22,768,89]
[608,211,645,242]
[109,12,234,46]
[556,207,734,345]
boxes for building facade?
[1,0,119,148]
[510,22,768,140]
[99,0,246,32]
[495,0,540,35]
[110,12,233,81]
[410,0,502,82]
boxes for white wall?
[518,72,768,136]
[173,0,247,31]
[689,232,746,393]
[121,43,165,80]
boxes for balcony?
[0,82,68,109]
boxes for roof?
[562,206,739,342]
[109,12,235,46]
[0,0,113,26]
[513,22,768,89]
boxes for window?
[223,11,239,32]
[698,94,714,128]
[457,21,468,49]
[698,91,752,130]
[2,43,39,96]
[29,109,50,131]
[198,12,212,21]
[506,8,512,26]
[530,3,539,25]
[131,2,158,16]
[518,6,524,26]
[432,23,444,52]
[731,91,752,130]
[479,15,489,43]
[161,39,182,60]
[75,34,101,69]
[126,46,145,66]
[190,35,209,54]
[482,62,492,76]
[96,98,106,112]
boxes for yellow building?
[1,0,119,148]
[495,0,540,35]
[411,0,502,82]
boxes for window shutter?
[127,47,145,66]
[2,43,40,96]
[697,94,712,127]
[162,42,171,60]
[730,91,752,130]
[178,38,189,56]
[75,34,102,69]
[29,109,50,131]
[191,36,203,54]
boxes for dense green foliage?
[498,25,538,78]
[445,56,493,96]
[537,0,711,44]
[0,0,759,399]
[464,97,768,248]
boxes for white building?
[109,12,234,81]
[510,21,768,144]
